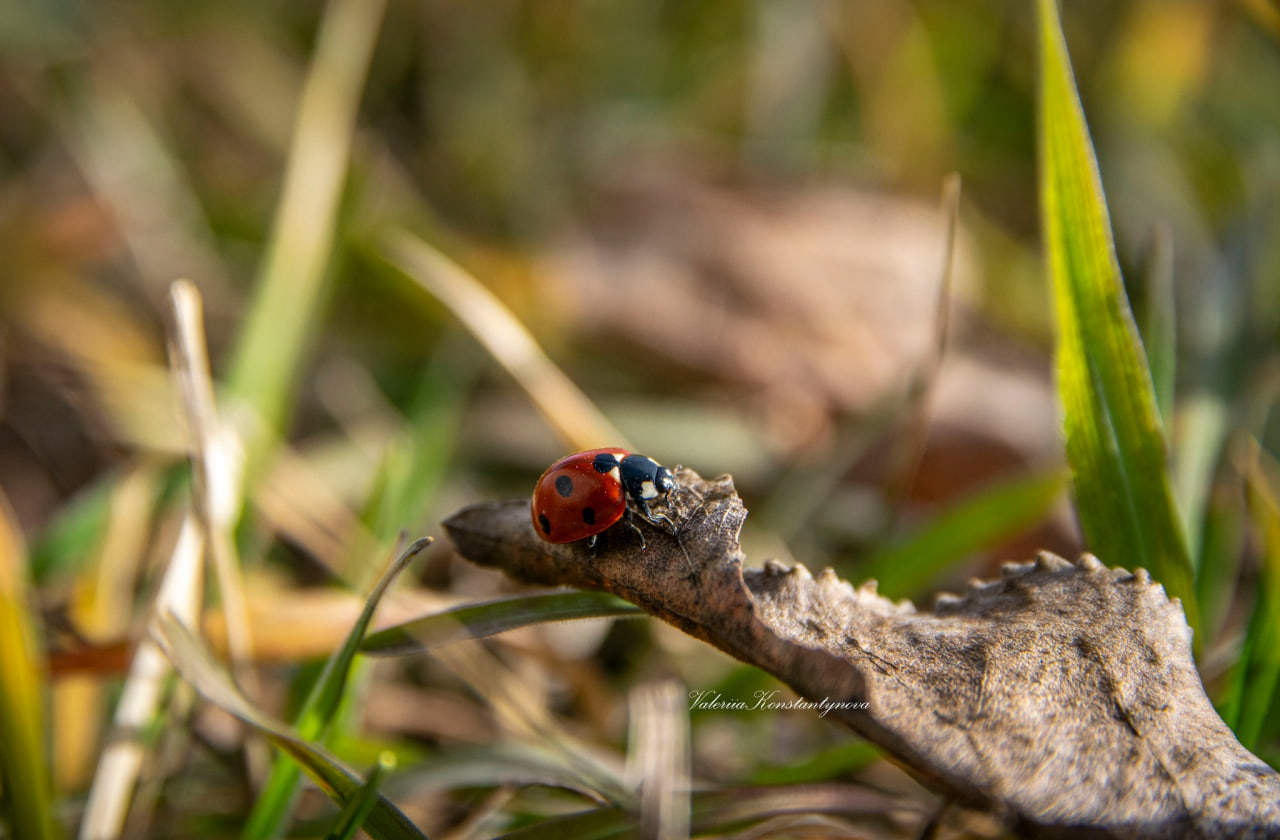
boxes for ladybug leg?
[632,504,694,572]
[674,533,696,574]
[636,499,675,533]
[622,507,648,550]
[649,510,674,530]
[587,533,598,557]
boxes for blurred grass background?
[1,0,1279,836]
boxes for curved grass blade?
[1036,0,1198,634]
[244,537,431,839]
[861,469,1067,598]
[0,492,60,840]
[495,806,628,840]
[747,741,881,786]
[494,784,925,840]
[389,742,629,804]
[152,614,426,840]
[687,785,925,834]
[325,752,396,840]
[362,591,643,657]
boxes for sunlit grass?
[1037,0,1199,634]
[226,0,388,483]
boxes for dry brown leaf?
[443,468,1280,839]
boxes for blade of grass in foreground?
[495,783,924,840]
[1036,0,1198,634]
[748,741,881,786]
[0,492,60,840]
[325,752,395,840]
[362,591,643,657]
[381,742,630,802]
[243,537,430,839]
[152,614,426,840]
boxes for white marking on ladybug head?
[639,480,658,499]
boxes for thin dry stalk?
[379,229,629,452]
[78,514,204,840]
[625,680,691,840]
[168,280,264,782]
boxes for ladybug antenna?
[672,470,705,507]
[674,531,696,574]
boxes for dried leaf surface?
[444,468,1280,840]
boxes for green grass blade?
[383,742,631,803]
[1140,222,1176,429]
[30,473,116,584]
[226,0,386,483]
[1225,442,1280,748]
[495,784,924,840]
[243,537,430,839]
[0,494,60,840]
[325,752,396,840]
[295,538,430,735]
[247,345,463,836]
[1036,0,1199,634]
[368,340,472,546]
[362,591,643,657]
[495,807,630,840]
[861,469,1067,598]
[152,614,426,840]
[747,741,880,786]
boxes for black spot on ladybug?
[538,514,552,535]
[593,453,619,473]
[554,475,574,498]
[582,507,595,525]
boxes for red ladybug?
[531,448,676,550]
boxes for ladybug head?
[654,465,676,496]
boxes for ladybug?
[531,448,676,551]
